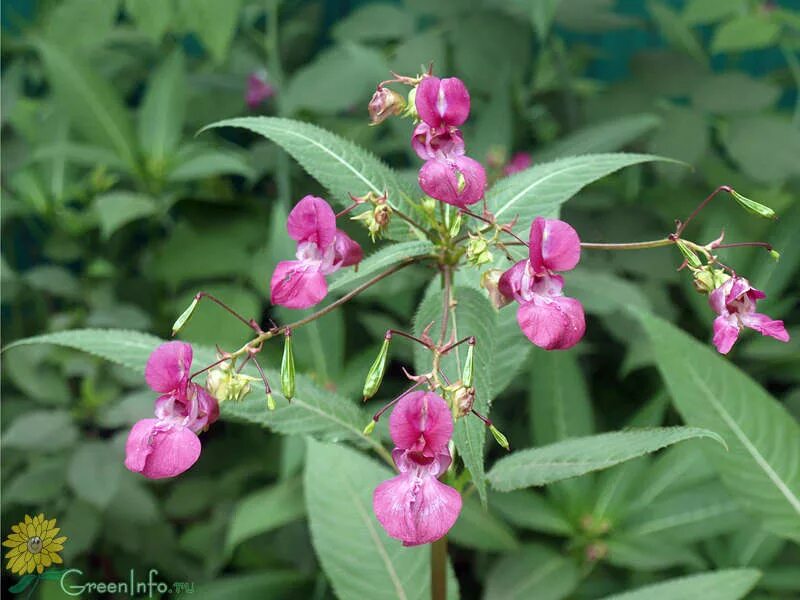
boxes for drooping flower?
[270,196,363,309]
[503,152,532,176]
[709,276,789,354]
[418,155,486,208]
[125,341,219,479]
[373,391,462,546]
[3,514,67,575]
[368,86,406,125]
[246,71,275,109]
[499,217,585,350]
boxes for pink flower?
[246,72,275,109]
[373,391,461,546]
[499,218,585,350]
[411,122,465,161]
[418,156,486,208]
[415,76,470,129]
[270,196,363,309]
[709,276,789,354]
[503,152,532,176]
[125,342,219,479]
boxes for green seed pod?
[172,296,200,335]
[266,393,276,411]
[676,240,703,269]
[362,420,376,436]
[489,424,510,451]
[363,332,391,401]
[730,189,776,220]
[280,330,295,401]
[462,337,476,388]
[769,249,780,262]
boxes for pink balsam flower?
[709,276,789,354]
[270,196,363,309]
[246,72,275,109]
[415,76,470,129]
[499,217,585,350]
[373,391,462,546]
[125,342,219,479]
[418,155,486,208]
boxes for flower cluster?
[125,342,219,479]
[412,76,486,208]
[499,217,585,350]
[270,195,363,309]
[709,275,789,354]
[373,391,462,546]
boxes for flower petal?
[124,419,201,479]
[528,217,581,273]
[415,76,470,128]
[741,312,790,343]
[270,260,329,309]
[145,341,193,394]
[287,195,337,249]
[389,391,453,457]
[418,156,486,208]
[712,315,740,354]
[517,295,585,350]
[332,230,363,269]
[373,470,462,546]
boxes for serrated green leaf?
[414,286,496,504]
[483,543,580,600]
[94,191,159,239]
[600,568,761,600]
[201,117,417,238]
[304,440,459,600]
[225,478,305,555]
[448,495,518,552]
[485,153,681,234]
[488,427,724,491]
[637,311,800,541]
[536,114,661,161]
[328,240,435,293]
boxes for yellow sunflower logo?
[3,514,67,575]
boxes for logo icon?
[4,514,67,595]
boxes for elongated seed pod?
[462,337,476,388]
[172,296,200,335]
[280,330,295,400]
[363,332,392,401]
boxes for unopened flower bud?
[363,332,391,401]
[368,87,405,125]
[467,235,493,267]
[266,393,276,411]
[489,424,510,451]
[206,363,257,403]
[172,296,200,335]
[730,189,776,220]
[280,330,295,401]
[770,249,780,261]
[363,419,376,436]
[693,267,729,294]
[453,386,475,418]
[481,269,513,309]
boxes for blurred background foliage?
[1,0,799,598]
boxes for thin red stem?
[675,185,732,237]
[195,292,260,333]
[714,241,773,251]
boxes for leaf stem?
[431,536,448,600]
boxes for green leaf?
[125,0,174,41]
[637,312,800,541]
[168,147,255,181]
[179,0,241,64]
[648,0,707,63]
[8,574,37,594]
[721,115,800,183]
[305,440,458,600]
[488,427,724,491]
[201,117,416,237]
[2,410,78,450]
[605,534,705,571]
[568,269,653,315]
[36,41,139,171]
[138,49,186,168]
[483,543,580,600]
[691,73,780,114]
[489,490,573,535]
[536,114,661,161]
[93,191,159,239]
[328,240,435,293]
[485,153,680,234]
[332,4,415,41]
[190,572,308,600]
[600,568,761,600]
[5,458,68,504]
[414,286,496,504]
[682,0,744,25]
[448,495,518,552]
[711,15,780,53]
[225,478,305,555]
[44,0,118,54]
[67,440,125,510]
[529,0,562,41]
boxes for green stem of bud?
[363,331,392,401]
[280,329,295,401]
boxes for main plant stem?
[431,536,448,600]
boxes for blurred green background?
[2,0,799,598]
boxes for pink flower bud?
[368,86,405,125]
[503,152,532,176]
[246,72,275,109]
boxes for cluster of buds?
[466,233,493,267]
[206,356,258,404]
[349,191,393,241]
